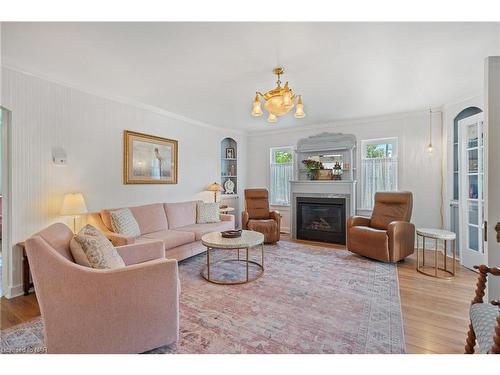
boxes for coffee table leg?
[435,238,438,277]
[422,236,426,266]
[261,243,264,269]
[246,247,249,282]
[444,240,447,271]
[207,247,211,281]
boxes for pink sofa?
[25,223,179,353]
[88,201,235,261]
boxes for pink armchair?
[24,223,180,354]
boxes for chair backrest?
[29,222,75,262]
[244,189,270,220]
[370,191,413,230]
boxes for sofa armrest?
[347,216,371,228]
[101,230,135,246]
[220,214,234,222]
[387,221,415,261]
[115,240,164,266]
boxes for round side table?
[416,228,456,279]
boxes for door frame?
[1,107,13,298]
[458,112,487,270]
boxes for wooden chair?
[464,265,500,354]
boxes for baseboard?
[5,283,24,299]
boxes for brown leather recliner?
[242,189,281,244]
[347,191,415,263]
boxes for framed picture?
[124,130,178,184]
[225,147,235,159]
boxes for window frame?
[360,137,399,210]
[269,146,294,206]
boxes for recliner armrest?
[347,216,371,228]
[387,221,415,261]
[241,211,249,229]
[269,210,281,223]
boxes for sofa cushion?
[110,208,141,237]
[69,238,92,267]
[196,202,220,224]
[73,225,125,269]
[129,203,168,235]
[164,201,198,229]
[175,220,234,241]
[347,226,389,261]
[136,230,195,250]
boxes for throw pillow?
[69,238,92,267]
[73,225,125,269]
[196,202,221,224]
[110,208,141,237]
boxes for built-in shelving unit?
[220,137,238,194]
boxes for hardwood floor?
[0,237,478,354]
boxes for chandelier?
[251,67,305,123]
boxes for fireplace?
[296,197,346,244]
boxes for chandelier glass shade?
[251,67,305,123]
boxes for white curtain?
[361,157,398,209]
[270,163,293,206]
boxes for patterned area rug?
[1,241,405,354]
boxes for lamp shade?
[60,193,88,216]
[207,182,223,192]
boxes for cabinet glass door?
[459,114,486,270]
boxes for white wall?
[1,67,247,297]
[247,111,444,231]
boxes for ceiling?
[2,22,499,132]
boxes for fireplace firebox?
[296,197,346,244]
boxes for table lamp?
[60,192,88,233]
[207,182,224,202]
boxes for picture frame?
[123,130,178,184]
[225,147,235,159]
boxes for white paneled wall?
[1,67,246,297]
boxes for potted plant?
[301,159,323,180]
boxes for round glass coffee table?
[201,230,265,285]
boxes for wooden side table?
[416,228,456,279]
[19,241,34,295]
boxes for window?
[361,138,398,209]
[270,147,293,206]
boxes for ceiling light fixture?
[251,67,305,123]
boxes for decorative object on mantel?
[316,169,333,180]
[207,182,224,202]
[333,162,342,180]
[427,108,433,153]
[123,130,178,184]
[301,159,323,180]
[251,67,305,123]
[223,179,235,194]
[60,192,88,233]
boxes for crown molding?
[248,107,444,137]
[1,64,246,136]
